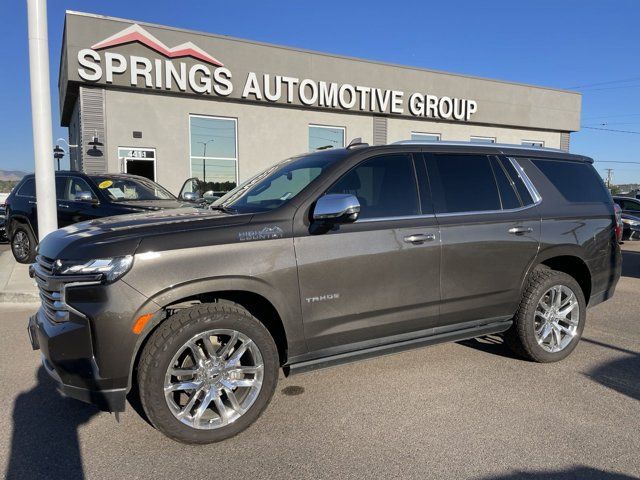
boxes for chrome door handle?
[508,226,533,235]
[403,233,436,244]
[58,204,70,209]
[28,200,37,205]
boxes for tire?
[505,266,586,363]
[137,303,279,444]
[11,224,37,264]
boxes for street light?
[197,139,215,182]
[53,144,64,171]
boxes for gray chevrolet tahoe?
[28,142,621,444]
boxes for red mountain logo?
[91,24,224,67]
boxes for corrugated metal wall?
[373,116,387,145]
[79,86,107,173]
[560,132,570,152]
[68,100,81,171]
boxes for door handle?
[58,204,70,209]
[28,200,37,205]
[403,233,436,244]
[508,226,533,235]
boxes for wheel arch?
[529,247,592,303]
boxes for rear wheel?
[137,303,279,444]
[505,266,586,363]
[11,224,37,264]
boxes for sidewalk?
[0,250,39,303]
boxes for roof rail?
[391,140,566,153]
[347,137,369,149]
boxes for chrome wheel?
[534,285,580,353]
[164,329,264,430]
[12,231,30,261]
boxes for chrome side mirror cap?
[182,191,199,201]
[75,191,95,202]
[313,194,360,223]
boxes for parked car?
[614,203,623,243]
[621,213,640,240]
[28,142,621,444]
[0,205,6,242]
[613,195,640,216]
[5,172,192,263]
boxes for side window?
[624,200,640,212]
[66,178,96,201]
[17,179,36,197]
[55,177,67,200]
[501,157,535,206]
[326,154,420,219]
[427,154,501,214]
[531,159,610,203]
[490,157,521,210]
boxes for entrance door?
[119,147,156,181]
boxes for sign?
[76,24,478,122]
[117,147,155,159]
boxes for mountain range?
[0,170,29,181]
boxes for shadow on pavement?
[5,367,99,480]
[482,466,638,479]
[458,334,522,360]
[621,248,640,279]
[582,337,640,402]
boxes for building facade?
[59,11,582,195]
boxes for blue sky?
[1,0,639,183]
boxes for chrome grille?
[34,255,69,323]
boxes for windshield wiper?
[209,205,235,213]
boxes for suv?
[28,143,621,444]
[6,172,189,263]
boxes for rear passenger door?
[424,153,541,327]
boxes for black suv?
[27,143,621,444]
[6,172,188,263]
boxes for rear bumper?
[28,311,128,411]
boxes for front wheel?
[137,303,279,444]
[505,266,586,363]
[11,224,37,264]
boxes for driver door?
[57,176,100,226]
[294,153,441,352]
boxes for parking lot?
[0,243,639,480]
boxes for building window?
[470,136,496,144]
[522,140,544,147]
[309,124,345,151]
[189,115,238,193]
[411,132,441,142]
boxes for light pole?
[27,0,57,238]
[53,145,64,171]
[197,139,214,182]
[54,138,78,170]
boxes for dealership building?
[59,11,582,195]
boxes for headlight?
[58,255,134,283]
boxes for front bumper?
[29,311,128,412]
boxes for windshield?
[91,176,176,201]
[212,151,344,213]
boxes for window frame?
[188,114,239,187]
[470,135,496,144]
[308,124,346,151]
[410,132,441,142]
[16,178,36,198]
[322,152,427,223]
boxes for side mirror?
[182,191,199,202]
[75,191,96,203]
[313,194,360,223]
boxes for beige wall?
[105,91,374,194]
[386,117,562,148]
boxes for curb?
[0,291,40,304]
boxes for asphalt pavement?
[1,244,639,480]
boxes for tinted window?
[491,157,521,210]
[623,199,640,212]
[501,158,534,205]
[427,155,501,214]
[17,179,35,197]
[532,159,610,203]
[327,154,419,219]
[66,178,96,201]
[55,177,67,200]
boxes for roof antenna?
[346,137,369,149]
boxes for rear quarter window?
[531,159,611,203]
[17,178,36,197]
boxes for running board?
[286,320,512,376]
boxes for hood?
[38,207,253,261]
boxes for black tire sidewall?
[138,306,279,444]
[11,225,36,264]
[520,271,587,363]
